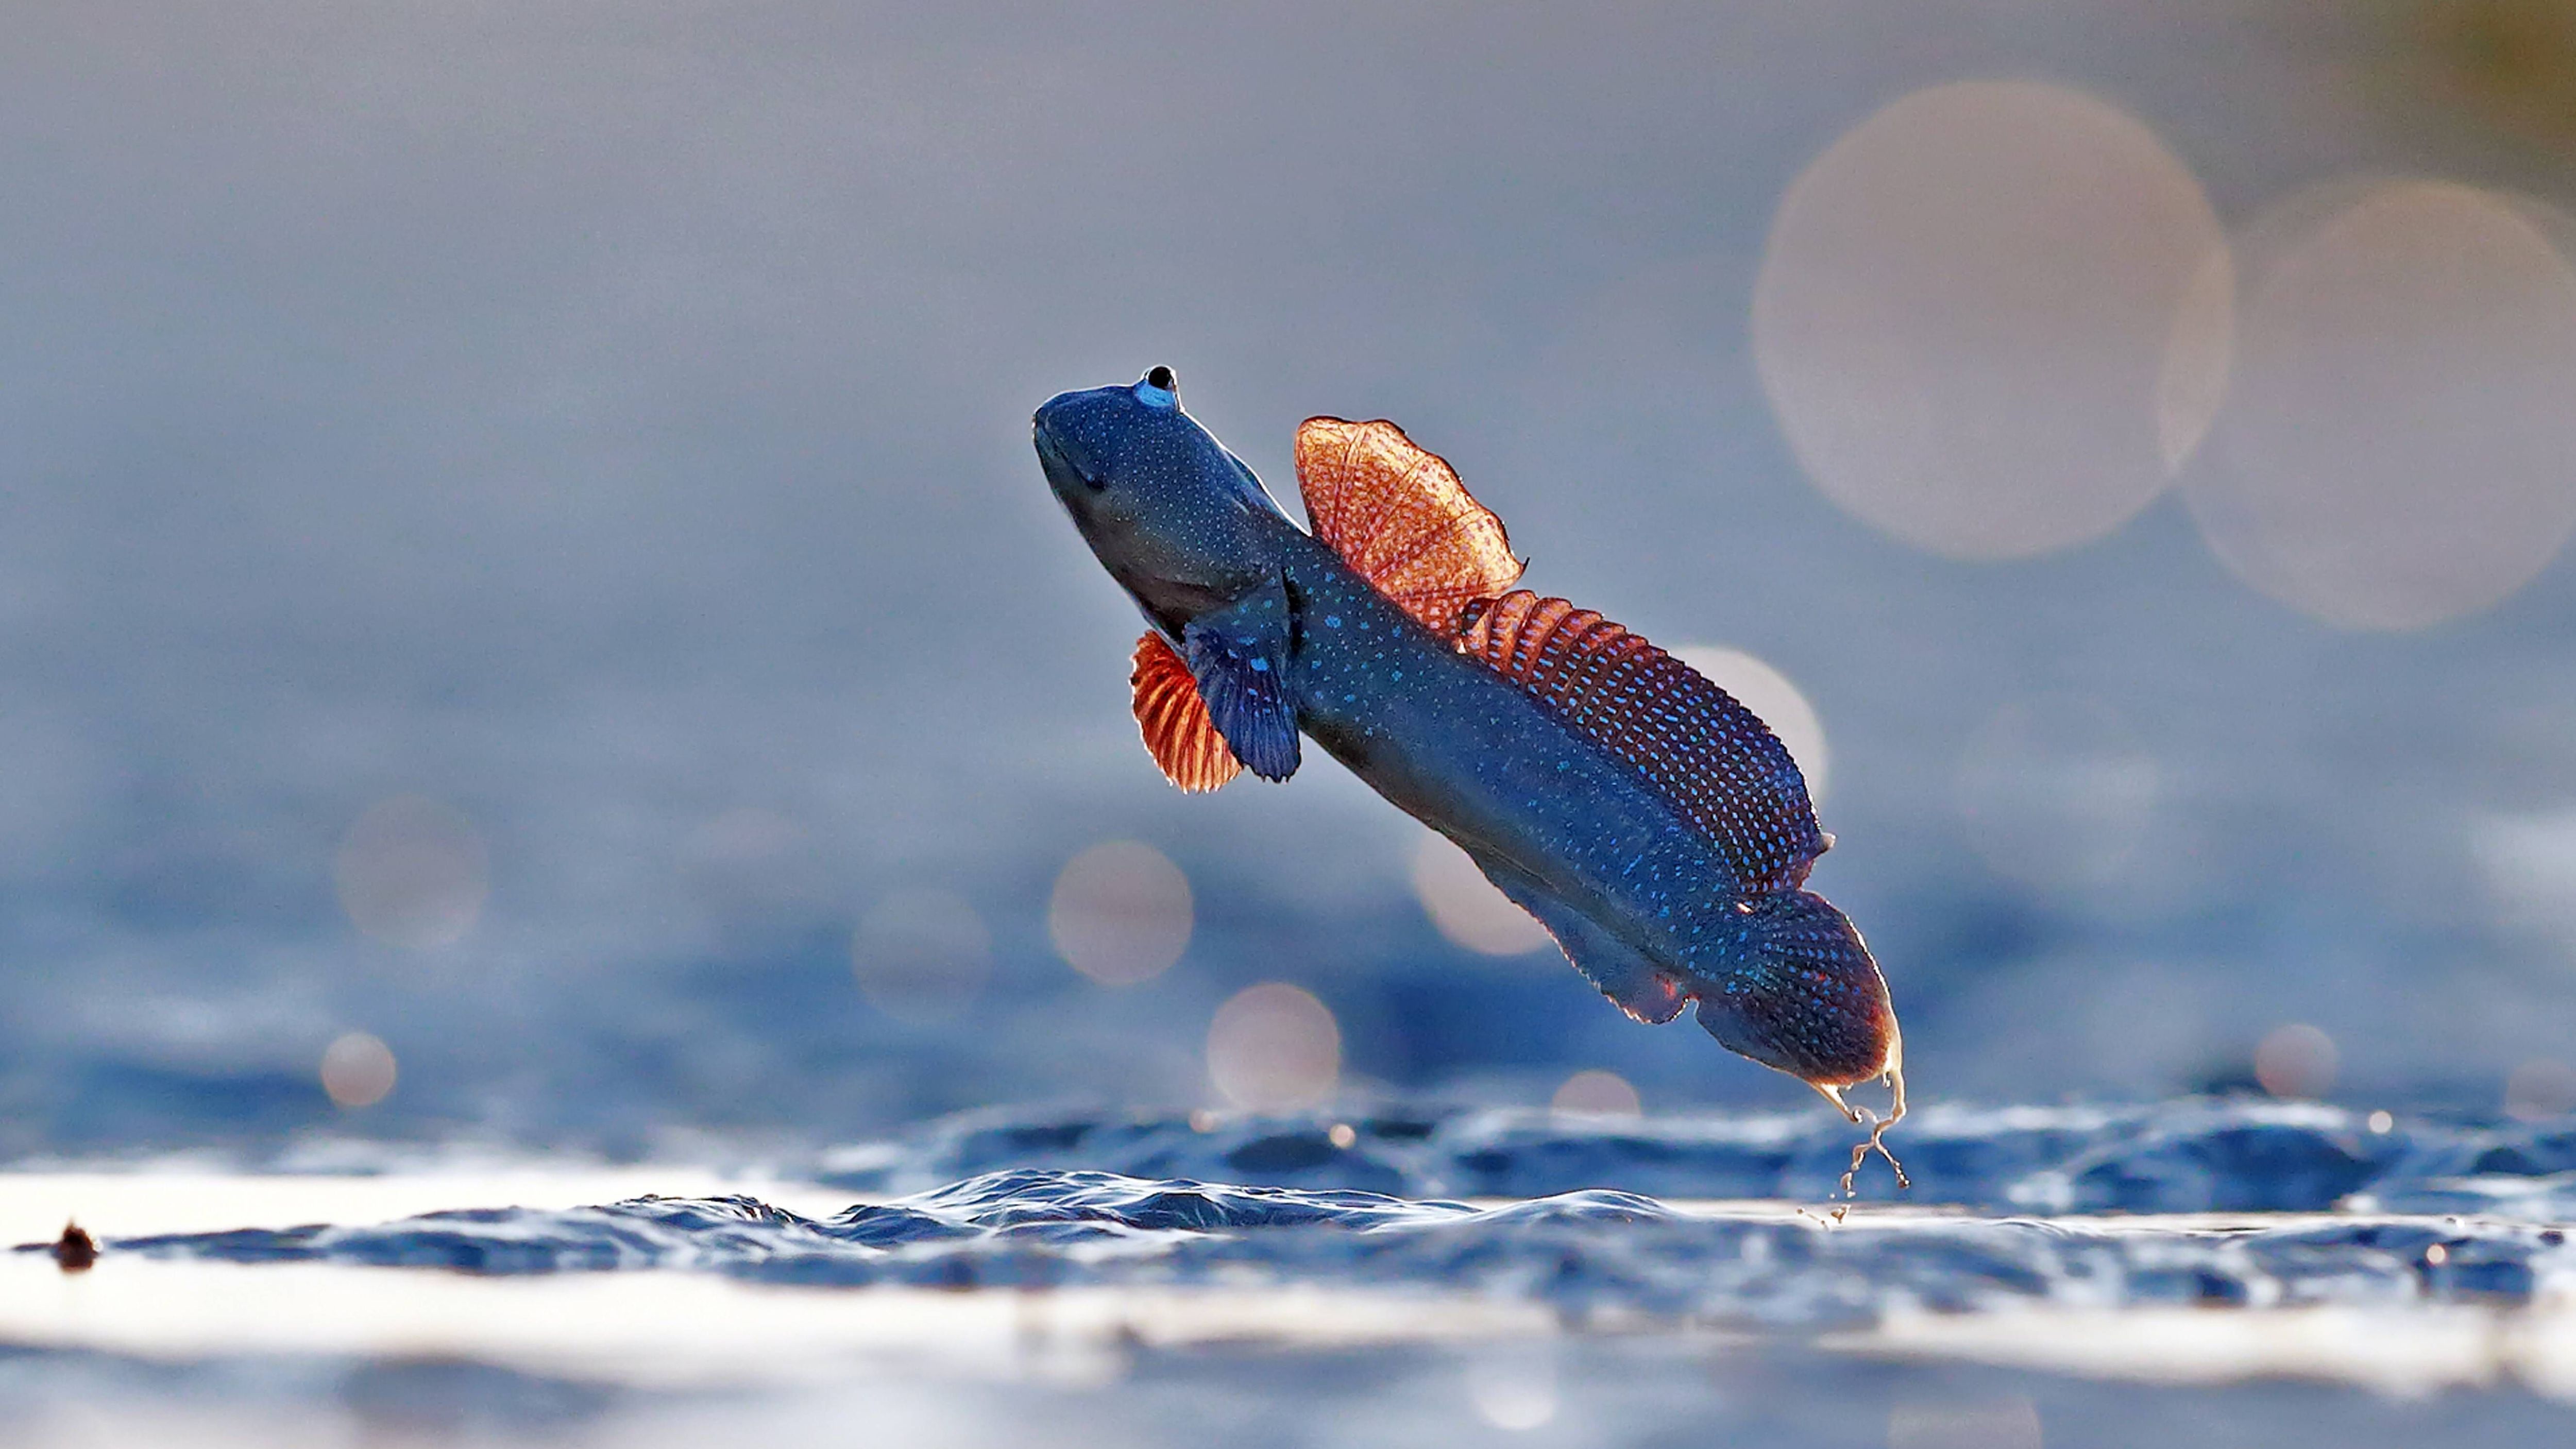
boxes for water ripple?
[18,1101,2575,1334]
[813,1097,2576,1216]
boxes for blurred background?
[6,0,2576,1161]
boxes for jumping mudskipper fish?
[1033,367,1906,1184]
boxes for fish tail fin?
[1689,890,1907,1189]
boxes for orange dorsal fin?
[1458,590,1828,895]
[1294,418,1524,636]
[1130,632,1242,792]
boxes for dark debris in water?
[48,1223,95,1273]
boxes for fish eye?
[1137,366,1179,407]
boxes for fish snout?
[1032,402,1106,497]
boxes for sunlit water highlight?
[6,1100,2576,1444]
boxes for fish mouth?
[1031,414,1104,495]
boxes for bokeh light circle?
[1464,1346,1559,1431]
[1205,982,1341,1111]
[696,806,807,862]
[2255,1022,2338,1100]
[1048,840,1193,986]
[1550,1068,1642,1119]
[1753,81,2227,559]
[333,795,490,949]
[320,1031,397,1109]
[2190,179,2576,629]
[1411,832,1552,956]
[1956,697,2159,892]
[2505,1059,2576,1121]
[851,888,992,1022]
[1671,644,1830,803]
[1888,1397,2044,1449]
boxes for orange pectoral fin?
[1130,633,1242,793]
[1293,417,1523,637]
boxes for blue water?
[8,1099,2576,1445]
[806,1097,2576,1216]
[7,0,2576,1178]
[8,6,2576,1445]
[7,1332,2564,1449]
[60,1100,2567,1317]
[92,1168,2560,1322]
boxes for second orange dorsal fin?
[1130,633,1242,792]
[1293,418,1524,637]
[1458,590,1829,896]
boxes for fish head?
[1033,367,1283,628]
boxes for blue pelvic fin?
[1456,590,1827,896]
[1183,579,1301,782]
[1468,847,1689,1025]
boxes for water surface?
[8,1099,2573,1445]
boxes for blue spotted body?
[1035,370,1901,1126]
